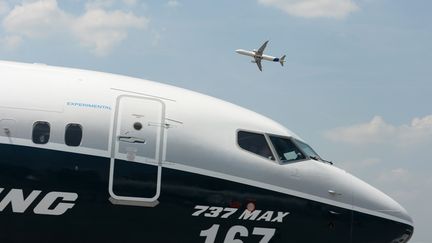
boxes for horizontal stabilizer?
[279,55,286,66]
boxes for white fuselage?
[236,49,279,62]
[0,61,414,243]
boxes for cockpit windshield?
[292,139,320,159]
[269,136,306,163]
[237,130,328,164]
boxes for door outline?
[108,95,166,204]
[0,119,16,144]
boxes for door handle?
[118,136,145,144]
[4,128,11,136]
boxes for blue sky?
[0,0,431,242]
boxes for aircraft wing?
[256,40,269,56]
[254,57,263,71]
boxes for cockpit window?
[269,136,305,163]
[293,139,320,159]
[238,131,274,160]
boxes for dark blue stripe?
[0,143,412,243]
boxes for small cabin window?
[65,123,83,147]
[32,121,50,144]
[237,131,274,160]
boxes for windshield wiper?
[309,156,333,165]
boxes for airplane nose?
[350,175,414,243]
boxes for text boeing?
[0,187,78,216]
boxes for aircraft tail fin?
[279,55,286,66]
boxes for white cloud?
[1,0,149,55]
[85,0,116,10]
[0,1,9,15]
[1,35,22,50]
[3,0,70,38]
[84,0,141,9]
[324,115,432,146]
[122,0,137,6]
[166,0,180,8]
[72,9,148,55]
[258,0,358,19]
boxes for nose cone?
[235,49,249,56]
[236,49,245,54]
[351,176,412,223]
[349,174,414,242]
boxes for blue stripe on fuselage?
[0,143,413,243]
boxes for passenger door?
[109,96,165,206]
[0,119,16,144]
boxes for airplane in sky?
[0,61,413,243]
[236,40,286,71]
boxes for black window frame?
[65,123,83,147]
[32,121,51,145]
